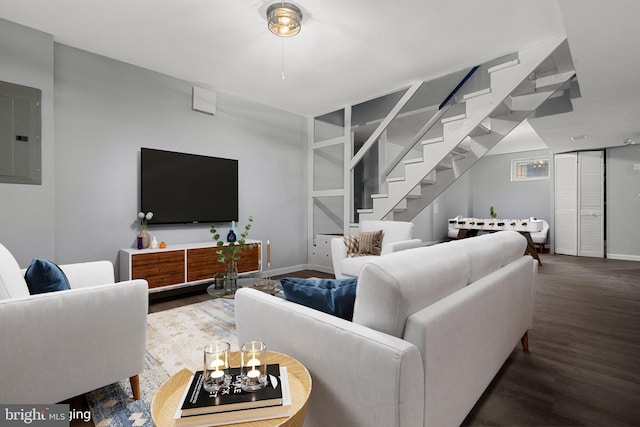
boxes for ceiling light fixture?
[267,2,302,37]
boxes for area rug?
[85,298,238,426]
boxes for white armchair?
[0,243,148,404]
[331,220,422,278]
[530,219,550,252]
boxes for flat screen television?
[140,148,238,224]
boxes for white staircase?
[357,35,576,222]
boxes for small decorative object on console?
[226,221,237,243]
[212,273,225,296]
[210,216,256,293]
[252,239,276,293]
[136,211,153,249]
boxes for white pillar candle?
[211,369,225,379]
[266,240,270,265]
[246,369,261,384]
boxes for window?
[511,157,550,181]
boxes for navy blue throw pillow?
[280,277,358,320]
[24,258,71,295]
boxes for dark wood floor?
[68,255,640,426]
[462,254,640,426]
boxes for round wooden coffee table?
[151,351,312,427]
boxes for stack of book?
[174,364,292,427]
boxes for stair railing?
[348,81,423,172]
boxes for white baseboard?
[606,253,640,262]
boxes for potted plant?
[490,206,498,219]
[210,216,256,292]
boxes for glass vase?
[138,228,150,249]
[224,260,238,293]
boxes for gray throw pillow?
[358,230,383,256]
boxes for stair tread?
[403,157,423,165]
[422,136,444,145]
[441,112,466,124]
[463,87,491,100]
[488,58,520,73]
[387,176,405,183]
[535,71,576,89]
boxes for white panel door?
[578,151,604,257]
[555,153,578,255]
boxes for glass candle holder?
[240,341,267,391]
[203,341,231,392]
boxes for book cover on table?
[179,363,282,415]
[174,366,292,426]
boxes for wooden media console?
[119,240,261,292]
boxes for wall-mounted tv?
[141,148,238,224]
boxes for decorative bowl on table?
[251,279,278,295]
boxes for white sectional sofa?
[235,230,537,427]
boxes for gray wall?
[0,19,55,265]
[53,44,308,273]
[412,173,471,243]
[1,17,308,273]
[469,149,553,250]
[434,173,472,240]
[408,149,551,245]
[470,149,552,222]
[423,148,554,247]
[606,144,640,260]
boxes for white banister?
[348,81,423,171]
